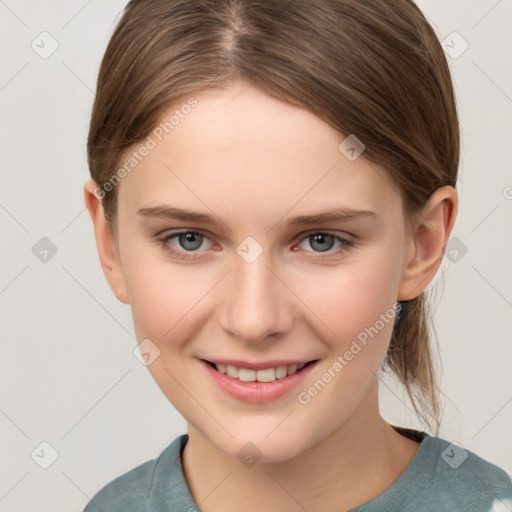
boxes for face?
[110,80,414,462]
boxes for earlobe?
[398,185,458,301]
[83,179,130,304]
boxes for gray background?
[1,1,511,510]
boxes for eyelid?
[294,229,354,244]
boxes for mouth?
[201,359,319,383]
[199,357,321,403]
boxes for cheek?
[290,253,402,429]
[291,250,402,352]
[121,243,209,346]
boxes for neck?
[181,385,421,512]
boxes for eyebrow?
[137,205,377,226]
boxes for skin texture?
[84,80,457,511]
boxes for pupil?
[180,232,202,250]
[311,234,334,252]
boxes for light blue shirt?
[83,428,512,511]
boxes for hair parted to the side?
[87,0,459,434]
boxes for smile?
[205,361,316,382]
[199,358,320,403]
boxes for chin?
[208,426,315,465]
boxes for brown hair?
[87,0,459,434]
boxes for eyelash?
[155,229,355,261]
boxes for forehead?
[117,81,398,222]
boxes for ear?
[84,179,129,304]
[398,185,458,300]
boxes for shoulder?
[82,458,156,512]
[419,436,512,510]
[82,435,186,512]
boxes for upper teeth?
[215,363,306,382]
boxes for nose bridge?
[219,240,292,343]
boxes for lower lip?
[199,358,319,403]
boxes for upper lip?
[200,358,318,370]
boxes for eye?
[156,230,214,260]
[295,231,354,257]
[156,229,355,261]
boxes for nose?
[218,249,295,345]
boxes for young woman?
[82,0,512,510]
